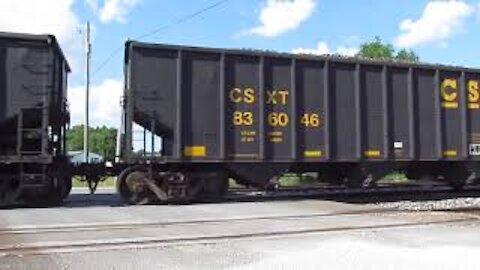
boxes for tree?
[357,37,395,59]
[66,125,84,152]
[66,125,117,160]
[395,49,420,63]
[357,36,419,63]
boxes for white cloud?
[292,41,329,55]
[88,0,140,23]
[395,0,473,48]
[69,78,123,127]
[0,0,82,69]
[248,0,316,37]
[335,46,359,57]
[292,41,358,56]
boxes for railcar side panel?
[388,68,412,160]
[361,65,385,160]
[4,45,51,118]
[125,42,480,165]
[264,57,293,160]
[129,48,178,156]
[415,70,438,160]
[439,71,464,160]
[225,55,261,160]
[329,63,359,161]
[467,72,480,160]
[295,60,326,161]
[181,52,221,160]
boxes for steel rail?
[0,216,475,257]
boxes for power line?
[91,0,230,77]
[136,0,229,41]
[91,46,122,77]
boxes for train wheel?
[117,167,152,205]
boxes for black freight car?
[117,41,480,203]
[0,32,71,206]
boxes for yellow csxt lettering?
[266,90,289,105]
[230,88,255,104]
[468,80,480,103]
[441,78,458,102]
[233,111,253,126]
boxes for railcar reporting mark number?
[229,87,321,128]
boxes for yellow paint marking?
[269,137,283,143]
[304,150,322,157]
[441,78,458,102]
[183,146,206,157]
[364,150,381,157]
[468,80,479,104]
[267,131,283,136]
[443,150,457,157]
[442,101,458,109]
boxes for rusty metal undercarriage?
[116,166,229,204]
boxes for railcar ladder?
[16,106,47,156]
[16,106,48,187]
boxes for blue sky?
[80,0,480,84]
[1,0,479,127]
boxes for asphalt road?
[0,188,479,269]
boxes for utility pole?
[84,21,91,163]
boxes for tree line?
[356,37,419,62]
[66,125,117,160]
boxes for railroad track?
[226,184,480,202]
[0,207,403,236]
[61,183,480,208]
[0,207,478,257]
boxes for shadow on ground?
[51,186,480,209]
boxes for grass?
[72,176,116,188]
[378,171,409,184]
[279,173,318,187]
[279,171,410,186]
[70,171,410,188]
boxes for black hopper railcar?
[116,41,480,204]
[0,32,71,206]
